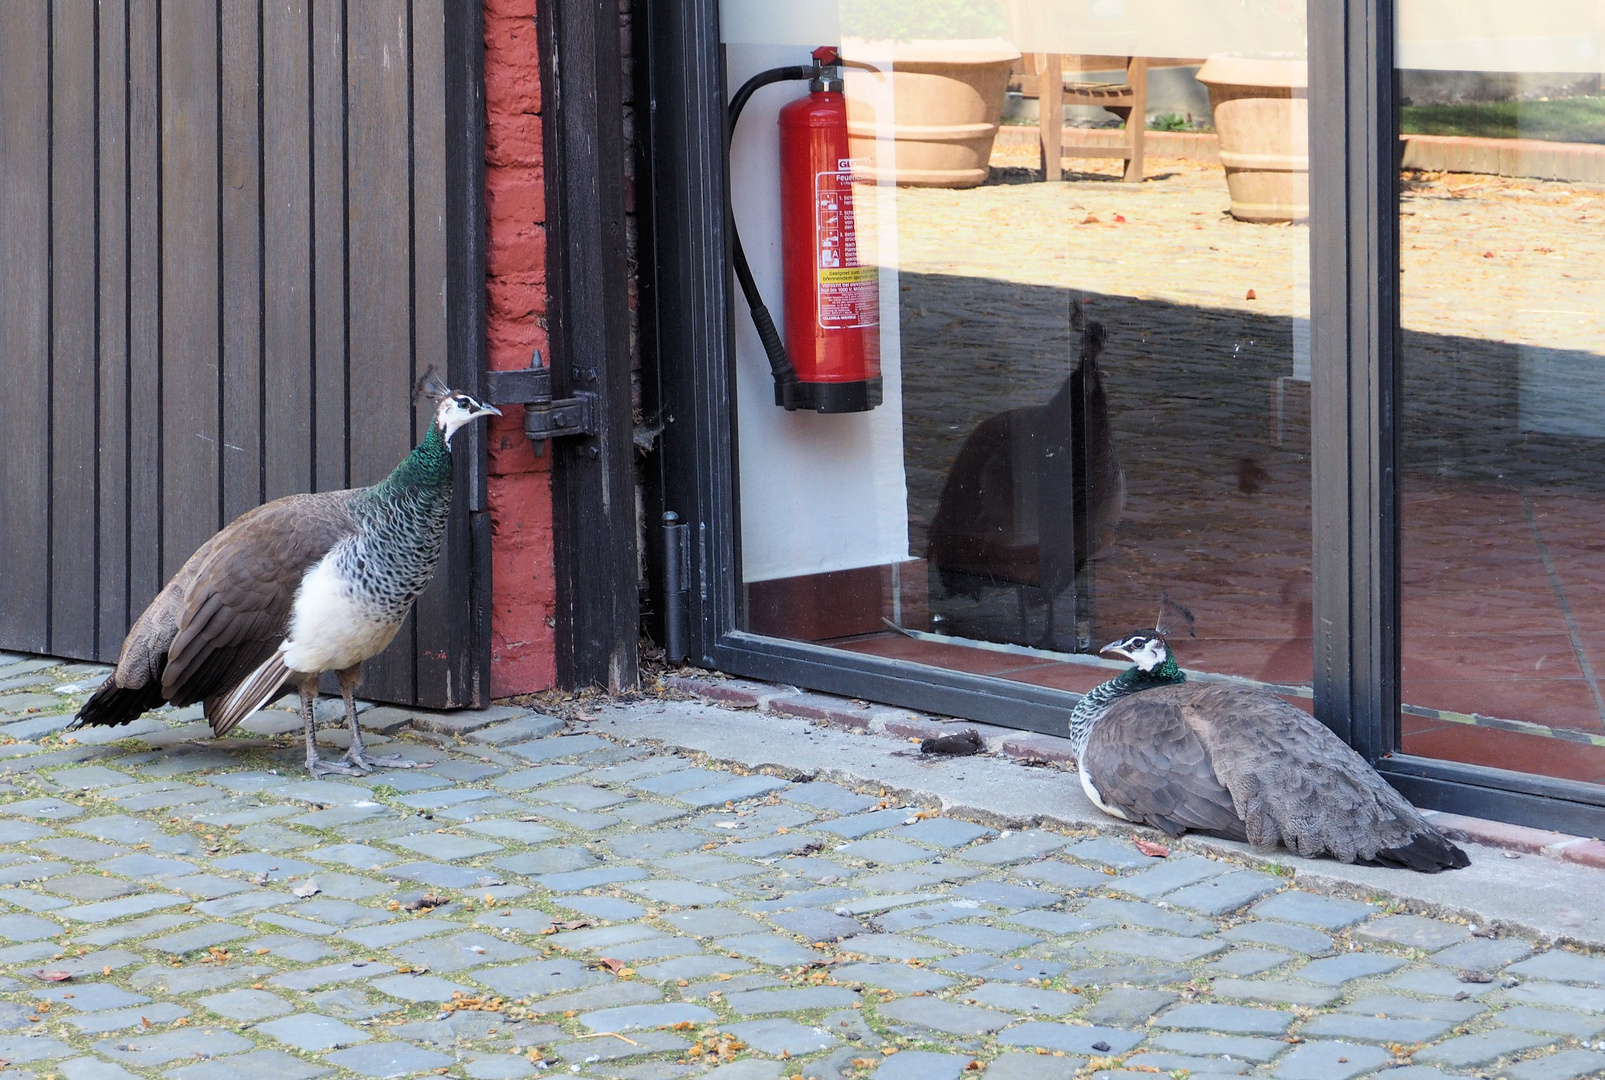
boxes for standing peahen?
[926,310,1123,646]
[72,369,500,777]
[1071,629,1470,872]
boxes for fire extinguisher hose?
[726,65,816,399]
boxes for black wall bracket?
[484,350,599,456]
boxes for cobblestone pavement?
[5,654,1605,1080]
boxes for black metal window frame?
[635,0,1605,836]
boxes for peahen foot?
[343,749,423,771]
[306,751,368,778]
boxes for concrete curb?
[665,673,1604,868]
[635,673,1605,949]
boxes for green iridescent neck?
[366,421,452,504]
[1068,656,1185,756]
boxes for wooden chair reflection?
[1011,55,1203,183]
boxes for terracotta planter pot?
[1196,55,1308,223]
[846,41,1021,189]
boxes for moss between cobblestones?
[3,663,1605,1078]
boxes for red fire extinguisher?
[728,47,882,413]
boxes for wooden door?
[0,0,488,708]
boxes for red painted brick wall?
[483,0,556,695]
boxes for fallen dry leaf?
[598,958,628,973]
[1135,840,1170,858]
[1080,213,1099,225]
[33,971,72,982]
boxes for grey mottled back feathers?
[1084,682,1464,867]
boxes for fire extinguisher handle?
[727,65,816,132]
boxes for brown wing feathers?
[73,491,358,733]
[1082,695,1248,842]
[1090,683,1468,870]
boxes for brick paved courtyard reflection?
[828,159,1605,783]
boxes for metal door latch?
[483,350,598,456]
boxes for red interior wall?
[484,0,556,695]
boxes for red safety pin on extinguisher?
[728,47,882,413]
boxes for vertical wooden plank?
[447,0,490,707]
[97,0,132,660]
[541,0,639,689]
[1039,54,1062,182]
[311,0,347,494]
[346,0,417,701]
[50,0,101,659]
[410,0,462,706]
[220,0,263,522]
[0,5,51,653]
[128,0,162,614]
[160,0,221,578]
[263,0,313,501]
[1123,57,1146,182]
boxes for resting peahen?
[72,370,500,777]
[1071,630,1470,872]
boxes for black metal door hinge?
[483,350,598,456]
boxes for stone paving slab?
[3,670,1605,1078]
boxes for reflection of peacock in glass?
[927,307,1124,644]
[71,370,500,777]
[1072,629,1470,872]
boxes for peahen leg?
[337,665,419,771]
[303,676,362,777]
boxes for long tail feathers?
[71,676,166,730]
[1370,828,1472,873]
[208,652,292,737]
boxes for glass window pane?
[724,1,1311,703]
[1397,3,1605,780]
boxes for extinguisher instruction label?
[814,159,878,331]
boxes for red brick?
[1559,840,1605,870]
[487,165,546,224]
[487,114,544,168]
[483,0,535,18]
[999,731,1077,764]
[876,715,953,742]
[487,225,546,276]
[486,408,549,477]
[665,675,776,708]
[1425,811,1574,854]
[769,692,876,729]
[487,273,547,323]
[483,0,552,697]
[488,333,550,376]
[488,469,556,696]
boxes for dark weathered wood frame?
[635,0,1605,834]
[539,0,642,691]
[0,0,490,710]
